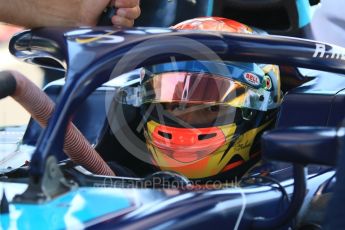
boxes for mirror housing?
[262,127,343,166]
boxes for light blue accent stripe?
[207,0,214,16]
[296,0,312,28]
[1,188,133,229]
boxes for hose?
[0,71,115,176]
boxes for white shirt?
[311,0,345,47]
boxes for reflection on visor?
[142,72,271,111]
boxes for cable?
[234,187,247,230]
[251,164,306,229]
[240,174,290,203]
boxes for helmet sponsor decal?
[243,72,260,87]
[263,75,272,90]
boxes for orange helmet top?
[172,17,253,34]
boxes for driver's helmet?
[140,17,281,180]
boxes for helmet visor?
[142,72,271,111]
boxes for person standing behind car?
[0,0,141,28]
[0,0,141,85]
[311,0,345,47]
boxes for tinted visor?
[142,72,271,111]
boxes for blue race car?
[0,2,344,228]
[0,23,344,229]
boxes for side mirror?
[253,126,341,229]
[262,127,342,166]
